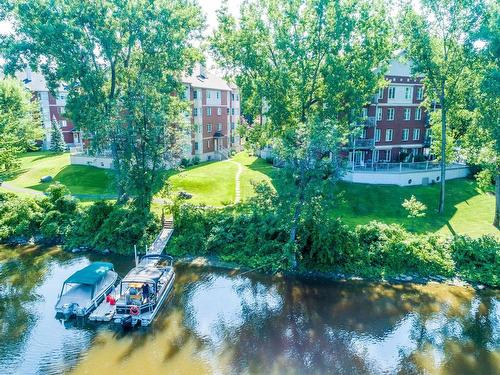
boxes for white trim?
[375,144,423,149]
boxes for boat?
[113,254,175,328]
[55,262,118,318]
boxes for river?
[0,245,499,375]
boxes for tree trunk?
[438,83,446,214]
[494,173,500,229]
[288,166,306,270]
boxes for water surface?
[0,245,499,374]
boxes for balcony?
[425,116,431,128]
[348,138,375,149]
[423,136,431,147]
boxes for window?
[415,107,422,120]
[60,107,65,114]
[207,123,212,133]
[402,128,409,141]
[375,128,381,142]
[61,120,67,128]
[194,142,198,151]
[362,108,368,118]
[231,122,235,130]
[193,108,198,116]
[207,90,211,99]
[217,107,221,115]
[413,128,420,140]
[417,87,423,100]
[388,86,396,99]
[193,90,198,99]
[236,94,239,101]
[207,107,212,116]
[378,88,384,99]
[373,149,379,162]
[207,140,211,148]
[231,108,235,115]
[231,136,235,143]
[376,107,382,121]
[231,93,235,100]
[404,108,411,120]
[385,149,392,161]
[361,129,367,139]
[385,128,393,141]
[387,108,395,121]
[216,91,220,99]
[217,123,222,131]
[404,87,412,100]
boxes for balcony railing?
[346,160,466,172]
[348,138,375,148]
[423,137,431,147]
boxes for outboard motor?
[61,303,78,319]
[121,315,133,330]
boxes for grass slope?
[165,160,238,206]
[1,151,114,196]
[3,151,497,237]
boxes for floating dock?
[89,301,116,322]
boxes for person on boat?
[142,283,150,304]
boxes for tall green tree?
[399,0,486,214]
[463,2,500,228]
[211,0,392,267]
[49,120,65,152]
[0,78,42,172]
[1,0,204,212]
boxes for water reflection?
[0,247,498,375]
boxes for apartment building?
[348,59,431,165]
[15,69,83,150]
[183,65,242,161]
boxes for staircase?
[215,149,229,160]
[163,219,174,230]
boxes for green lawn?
[163,160,238,206]
[3,151,497,237]
[1,151,114,196]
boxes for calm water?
[0,245,499,375]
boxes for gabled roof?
[182,64,233,91]
[65,262,114,285]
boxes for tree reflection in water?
[1,248,498,375]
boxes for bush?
[0,192,44,241]
[192,156,201,165]
[451,235,499,286]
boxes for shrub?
[451,235,500,286]
[0,193,45,240]
[192,156,201,165]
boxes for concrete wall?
[70,155,114,169]
[342,165,469,186]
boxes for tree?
[211,0,393,267]
[1,0,204,213]
[50,120,65,152]
[402,195,427,231]
[0,78,42,172]
[399,0,486,214]
[464,2,500,228]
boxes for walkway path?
[227,160,242,204]
[0,182,44,197]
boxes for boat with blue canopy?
[55,262,118,318]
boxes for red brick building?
[16,69,83,150]
[182,65,242,161]
[348,59,432,166]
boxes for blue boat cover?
[65,262,114,285]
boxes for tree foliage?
[1,0,204,212]
[211,0,393,266]
[49,120,65,152]
[399,0,486,213]
[0,78,42,171]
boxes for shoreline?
[1,240,496,290]
[173,254,493,290]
